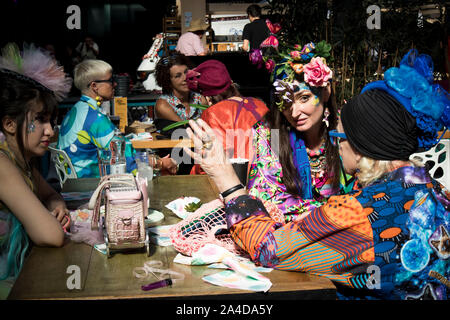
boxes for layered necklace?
[306,140,327,188]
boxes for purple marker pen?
[141,278,172,291]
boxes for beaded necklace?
[306,140,327,189]
[306,141,326,172]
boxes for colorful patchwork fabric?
[158,91,203,120]
[58,95,137,178]
[226,166,449,300]
[247,122,346,222]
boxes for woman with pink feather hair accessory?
[0,43,72,101]
[0,42,72,298]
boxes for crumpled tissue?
[165,196,201,219]
[174,244,272,292]
[148,224,175,246]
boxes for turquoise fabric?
[58,95,137,178]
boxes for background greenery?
[264,0,449,106]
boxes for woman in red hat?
[186,59,269,173]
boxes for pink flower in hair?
[303,57,332,87]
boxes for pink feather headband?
[0,43,72,101]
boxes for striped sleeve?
[226,194,374,287]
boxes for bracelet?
[220,184,244,199]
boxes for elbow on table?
[34,230,65,248]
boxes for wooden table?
[131,132,193,149]
[8,175,336,300]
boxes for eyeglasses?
[89,76,115,87]
[329,129,347,146]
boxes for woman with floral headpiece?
[185,49,450,300]
[247,41,355,222]
[0,43,73,298]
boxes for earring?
[322,108,330,128]
[27,121,36,133]
[96,96,101,107]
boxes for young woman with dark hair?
[186,50,350,222]
[0,43,72,298]
[248,42,352,222]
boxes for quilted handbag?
[88,173,150,257]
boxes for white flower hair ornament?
[0,43,72,101]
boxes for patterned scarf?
[289,129,313,199]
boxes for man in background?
[176,18,209,56]
[76,36,99,60]
[242,4,269,52]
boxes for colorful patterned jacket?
[247,121,356,222]
[58,95,137,178]
[225,166,450,300]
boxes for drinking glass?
[148,151,161,178]
[98,149,111,177]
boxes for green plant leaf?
[162,120,189,131]
[184,201,203,212]
[189,104,210,110]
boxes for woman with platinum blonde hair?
[185,49,450,300]
[58,59,177,177]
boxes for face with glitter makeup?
[282,81,327,132]
[23,102,55,158]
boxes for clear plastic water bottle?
[98,148,111,177]
[110,129,126,174]
[136,150,153,182]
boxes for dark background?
[0,0,271,103]
[0,0,172,76]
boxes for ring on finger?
[202,141,213,150]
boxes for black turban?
[341,89,419,161]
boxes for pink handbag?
[89,174,150,257]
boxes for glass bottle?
[110,129,126,174]
[136,150,153,182]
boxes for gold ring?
[202,141,213,150]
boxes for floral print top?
[158,92,203,121]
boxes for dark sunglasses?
[160,53,181,66]
[89,76,116,87]
[329,129,347,146]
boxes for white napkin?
[174,244,272,292]
[165,197,201,219]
